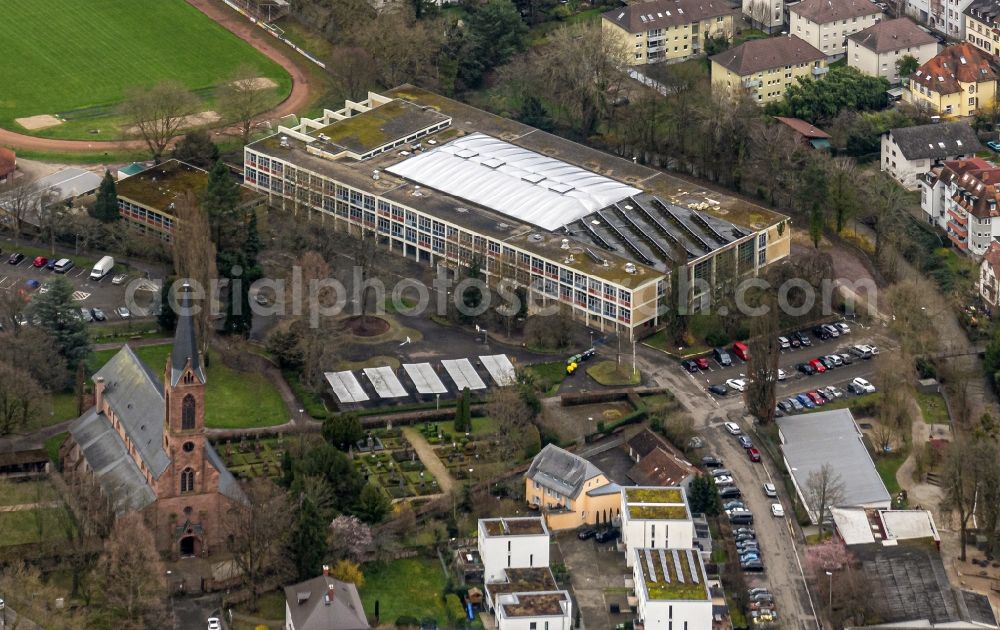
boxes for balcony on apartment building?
[812,66,829,76]
[947,207,968,226]
[947,226,969,250]
[743,78,762,88]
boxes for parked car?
[577,528,597,540]
[714,475,735,485]
[795,393,816,409]
[719,487,742,499]
[822,323,841,338]
[850,344,873,359]
[116,306,131,319]
[770,503,785,517]
[736,543,759,554]
[838,352,854,365]
[750,593,775,604]
[708,384,728,396]
[812,325,831,340]
[797,363,815,376]
[91,308,107,322]
[8,253,24,265]
[777,336,791,349]
[988,140,1000,152]
[724,421,741,435]
[870,345,880,356]
[45,258,58,270]
[849,377,876,394]
[826,354,843,367]
[818,356,836,370]
[207,619,222,630]
[695,357,710,370]
[32,256,47,268]
[787,397,804,411]
[777,400,791,413]
[741,560,765,572]
[702,455,723,468]
[806,391,825,406]
[53,258,73,273]
[595,527,619,543]
[735,527,756,537]
[80,308,93,323]
[732,341,750,361]
[747,447,761,462]
[789,335,801,348]
[808,358,827,373]
[836,322,851,335]
[682,359,699,373]
[734,533,756,543]
[777,368,786,381]
[111,273,128,285]
[747,587,771,597]
[730,512,754,525]
[713,347,732,366]
[724,500,746,511]
[763,483,777,498]
[710,468,732,478]
[795,331,812,347]
[739,552,760,563]
[737,435,753,449]
[822,386,844,399]
[725,378,746,392]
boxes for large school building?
[242,86,790,339]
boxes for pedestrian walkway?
[0,501,60,512]
[401,427,455,494]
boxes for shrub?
[396,616,420,629]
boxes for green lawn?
[642,330,710,357]
[523,361,567,394]
[0,0,291,140]
[89,344,287,428]
[0,507,74,547]
[44,432,68,465]
[916,392,949,425]
[360,557,457,623]
[0,479,59,507]
[586,360,641,386]
[874,452,906,495]
[418,416,498,438]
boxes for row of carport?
[324,354,517,404]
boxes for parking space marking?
[72,291,91,302]
[72,267,87,278]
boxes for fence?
[219,0,327,69]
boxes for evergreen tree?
[28,276,91,370]
[323,414,364,451]
[245,211,262,262]
[454,388,471,433]
[172,130,220,169]
[158,278,177,332]
[518,96,553,132]
[688,474,721,516]
[92,170,120,223]
[202,160,241,247]
[290,496,326,580]
[356,483,391,524]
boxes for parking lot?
[0,247,152,324]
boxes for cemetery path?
[402,427,455,494]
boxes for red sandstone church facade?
[61,289,243,556]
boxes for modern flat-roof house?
[882,121,982,189]
[243,87,790,339]
[847,18,938,84]
[620,487,695,566]
[116,160,264,241]
[284,567,369,630]
[790,0,883,59]
[921,157,1000,255]
[494,591,573,630]
[980,239,1000,307]
[777,409,891,522]
[485,567,560,611]
[602,0,736,65]
[711,35,828,105]
[904,43,999,118]
[524,444,621,530]
[966,0,1000,56]
[632,548,713,630]
[478,517,550,583]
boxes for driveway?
[556,532,633,630]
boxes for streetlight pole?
[826,571,833,626]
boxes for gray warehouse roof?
[778,409,891,512]
[386,132,642,231]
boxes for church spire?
[170,283,206,386]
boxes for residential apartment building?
[967,0,1000,55]
[632,548,713,630]
[881,121,981,188]
[743,0,786,33]
[847,18,939,83]
[904,42,999,117]
[790,0,883,58]
[601,0,736,65]
[620,487,695,566]
[979,239,1000,306]
[494,591,573,630]
[116,160,263,242]
[710,35,828,104]
[524,444,621,530]
[243,87,790,339]
[921,157,1000,255]
[907,0,974,38]
[478,517,550,583]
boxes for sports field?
[0,0,292,140]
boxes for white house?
[620,487,695,567]
[494,591,573,630]
[478,517,550,583]
[790,0,883,58]
[744,0,786,33]
[632,548,713,630]
[847,18,938,83]
[979,239,1000,307]
[882,122,982,189]
[921,157,1000,256]
[907,0,973,38]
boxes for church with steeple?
[61,285,244,556]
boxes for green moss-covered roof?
[117,159,261,212]
[625,487,684,504]
[638,549,710,601]
[628,505,689,520]
[313,99,450,155]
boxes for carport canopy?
[363,366,408,398]
[479,354,516,386]
[403,363,448,395]
[325,371,369,403]
[441,359,487,391]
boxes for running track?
[0,0,312,154]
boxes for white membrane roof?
[363,367,408,399]
[441,359,487,391]
[325,371,369,403]
[385,133,642,231]
[480,354,516,386]
[403,363,448,394]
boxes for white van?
[53,258,74,274]
[90,255,114,280]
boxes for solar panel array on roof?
[363,367,408,398]
[325,371,370,403]
[403,363,448,394]
[480,354,516,386]
[614,203,673,262]
[442,359,487,390]
[596,210,656,265]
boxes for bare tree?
[36,193,64,256]
[487,385,534,463]
[225,478,293,612]
[0,176,40,240]
[745,0,773,30]
[806,464,846,540]
[870,423,897,454]
[940,436,996,560]
[0,360,49,436]
[119,80,198,162]
[746,296,781,424]
[98,512,166,627]
[0,561,86,630]
[171,191,218,353]
[218,63,275,146]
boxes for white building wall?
[623,519,695,566]
[743,0,785,32]
[881,135,931,190]
[980,260,999,306]
[632,563,713,630]
[478,529,550,583]
[791,11,883,57]
[497,615,573,630]
[920,176,948,228]
[849,40,938,84]
[906,0,973,36]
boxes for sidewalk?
[401,427,455,494]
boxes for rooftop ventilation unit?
[529,233,544,242]
[561,238,570,249]
[372,170,380,180]
[279,136,289,148]
[625,263,637,274]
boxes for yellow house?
[524,444,622,530]
[904,43,999,118]
[966,0,1000,57]
[711,35,828,105]
[602,0,736,65]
